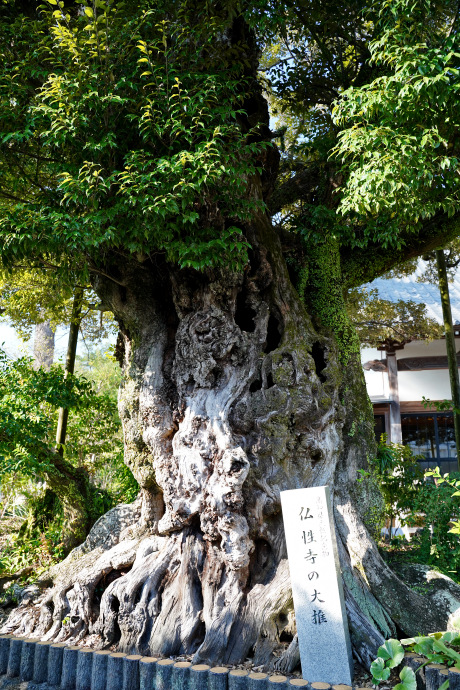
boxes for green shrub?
[371,629,460,690]
[359,436,423,538]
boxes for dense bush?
[0,347,138,576]
[363,438,460,580]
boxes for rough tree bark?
[33,320,55,371]
[3,16,460,674]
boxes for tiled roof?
[369,263,460,325]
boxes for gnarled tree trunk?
[3,13,458,670]
[3,195,457,671]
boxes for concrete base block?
[190,664,210,690]
[48,644,66,687]
[426,664,445,690]
[61,645,80,690]
[248,672,268,690]
[0,637,11,676]
[449,667,460,690]
[20,639,36,681]
[172,661,192,690]
[156,658,175,690]
[107,652,126,689]
[91,650,111,690]
[7,638,23,678]
[122,654,141,690]
[0,637,380,690]
[229,670,250,690]
[75,648,93,690]
[209,666,229,690]
[33,641,52,684]
[139,657,157,690]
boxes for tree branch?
[268,166,320,215]
[341,213,460,288]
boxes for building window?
[401,413,458,473]
[374,415,386,443]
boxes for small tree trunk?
[55,288,83,453]
[42,450,95,550]
[33,320,55,371]
[20,293,92,554]
[436,249,460,471]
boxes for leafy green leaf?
[394,666,417,690]
[371,657,392,683]
[378,638,406,668]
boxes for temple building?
[362,271,460,474]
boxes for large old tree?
[2,0,460,672]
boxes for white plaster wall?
[398,370,453,402]
[361,347,382,362]
[396,339,449,358]
[361,341,460,402]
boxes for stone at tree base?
[172,660,192,689]
[33,641,51,683]
[268,675,287,685]
[248,671,269,689]
[439,668,449,689]
[402,652,418,673]
[281,487,353,686]
[47,643,66,686]
[19,639,35,681]
[139,656,157,690]
[90,650,111,690]
[404,655,426,690]
[189,663,211,690]
[229,669,249,689]
[426,664,446,690]
[156,658,175,690]
[106,652,126,689]
[392,563,460,631]
[122,654,141,690]
[75,648,93,690]
[60,645,80,690]
[0,637,11,675]
[449,667,460,690]
[209,666,229,690]
[7,639,22,678]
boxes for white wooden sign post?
[280,485,354,685]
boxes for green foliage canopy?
[0,0,266,274]
[0,348,114,477]
[333,0,460,245]
[348,286,442,347]
[0,267,116,342]
[0,0,459,325]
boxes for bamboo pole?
[436,249,460,471]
